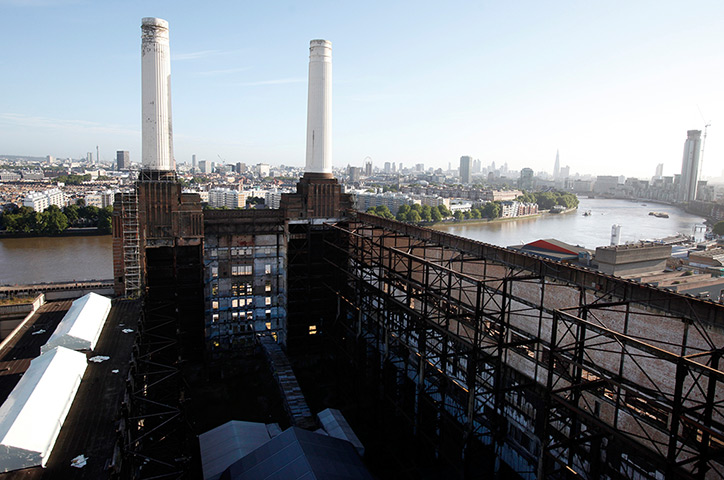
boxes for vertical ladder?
[122,189,142,297]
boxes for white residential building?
[209,188,247,209]
[23,188,65,212]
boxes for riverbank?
[431,198,705,250]
[427,208,576,230]
[0,228,110,239]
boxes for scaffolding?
[324,212,724,479]
[121,188,142,297]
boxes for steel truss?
[323,213,724,480]
[121,244,202,479]
[122,299,189,479]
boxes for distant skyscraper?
[519,168,534,191]
[679,130,702,203]
[459,156,472,184]
[116,150,129,170]
[365,160,372,176]
[384,162,391,174]
[87,152,93,163]
[655,163,664,179]
[192,154,197,171]
[141,17,174,171]
[553,150,560,180]
[559,165,570,179]
[348,166,361,182]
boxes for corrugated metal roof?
[220,427,374,480]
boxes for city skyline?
[1,1,723,179]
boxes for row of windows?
[231,283,253,296]
[228,264,273,276]
[207,246,277,258]
[212,282,272,297]
[211,309,274,323]
[211,297,271,310]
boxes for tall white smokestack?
[141,17,174,171]
[611,224,621,246]
[305,40,332,175]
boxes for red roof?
[527,239,579,255]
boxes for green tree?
[431,208,442,222]
[482,202,501,219]
[536,192,556,210]
[375,205,394,219]
[437,204,451,217]
[454,211,464,221]
[713,221,724,236]
[421,205,432,222]
[98,206,113,234]
[39,205,69,235]
[408,210,422,223]
[5,207,40,233]
[63,205,79,226]
[79,205,100,226]
[396,204,410,221]
[471,208,482,219]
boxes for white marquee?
[41,292,111,353]
[0,346,87,472]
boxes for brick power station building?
[109,18,724,480]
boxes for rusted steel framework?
[324,212,724,479]
[122,245,203,479]
[123,298,186,479]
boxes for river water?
[0,199,707,285]
[0,235,112,285]
[433,198,707,249]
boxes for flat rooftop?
[0,299,140,479]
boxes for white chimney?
[305,40,332,175]
[141,17,174,171]
[611,224,621,246]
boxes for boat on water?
[583,210,592,216]
[648,211,670,218]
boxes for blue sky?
[1,0,723,179]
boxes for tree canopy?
[0,204,112,235]
[517,190,579,210]
[713,221,724,236]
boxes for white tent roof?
[41,292,111,353]
[0,346,87,472]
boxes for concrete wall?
[595,243,671,276]
[0,294,45,344]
